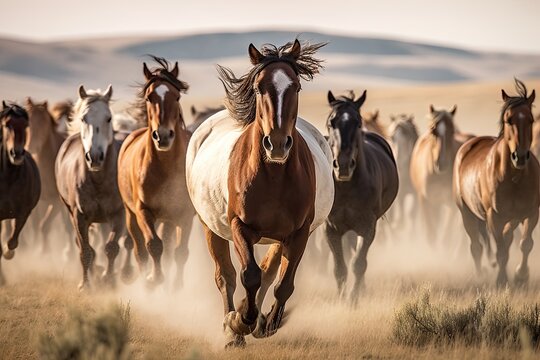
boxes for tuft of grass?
[38,301,131,360]
[392,287,540,350]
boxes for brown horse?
[0,102,41,285]
[454,79,538,286]
[363,109,387,138]
[410,105,470,244]
[186,40,333,347]
[323,90,398,302]
[117,56,195,289]
[56,85,133,290]
[25,98,71,255]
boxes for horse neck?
[495,137,521,180]
[354,129,368,175]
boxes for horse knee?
[123,236,134,251]
[470,240,483,258]
[520,237,533,254]
[146,237,163,258]
[241,264,261,291]
[105,240,120,259]
[274,282,294,304]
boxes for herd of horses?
[0,39,538,347]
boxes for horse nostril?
[262,136,273,151]
[99,151,104,162]
[350,158,356,168]
[285,136,293,150]
[169,130,175,138]
[152,130,159,141]
[333,159,338,168]
[511,151,518,161]
[9,149,16,157]
[526,151,531,160]
[85,152,92,162]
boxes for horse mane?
[217,41,326,126]
[133,55,189,124]
[498,78,532,136]
[0,102,28,121]
[68,89,110,136]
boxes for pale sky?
[1,0,539,53]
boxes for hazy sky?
[1,0,539,53]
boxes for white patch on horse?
[437,121,446,136]
[342,113,350,122]
[518,112,526,120]
[272,69,293,128]
[155,84,169,101]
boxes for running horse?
[56,85,133,290]
[186,40,333,347]
[410,105,470,244]
[0,102,40,285]
[323,90,398,302]
[454,79,538,287]
[25,98,71,255]
[117,56,195,289]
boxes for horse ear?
[327,90,336,105]
[78,85,88,100]
[171,61,179,78]
[248,43,264,65]
[355,90,367,109]
[43,100,48,109]
[408,114,415,122]
[2,100,7,110]
[450,105,457,116]
[143,62,152,80]
[103,84,113,102]
[191,105,197,116]
[26,97,33,107]
[373,109,379,121]
[429,104,435,114]
[528,89,536,107]
[501,89,509,102]
[390,115,396,122]
[289,39,302,60]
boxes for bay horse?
[323,90,398,302]
[117,56,195,289]
[186,40,333,347]
[56,85,133,290]
[387,114,418,231]
[410,105,471,245]
[0,102,40,285]
[454,79,538,287]
[187,104,224,133]
[25,98,72,255]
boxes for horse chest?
[491,180,539,219]
[76,178,122,220]
[0,162,40,219]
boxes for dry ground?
[1,80,540,359]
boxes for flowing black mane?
[217,41,325,125]
[0,103,28,122]
[499,78,532,136]
[133,56,189,124]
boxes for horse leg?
[71,211,94,291]
[38,203,54,253]
[459,205,484,276]
[323,222,347,297]
[60,206,76,263]
[253,222,310,338]
[159,221,176,278]
[255,244,282,311]
[125,208,148,278]
[173,216,193,290]
[120,233,135,284]
[133,204,165,287]
[515,211,539,286]
[350,221,376,306]
[489,212,515,288]
[101,214,125,288]
[4,212,31,260]
[203,223,242,347]
[0,221,4,286]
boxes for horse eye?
[107,116,112,123]
[145,97,150,102]
[253,86,260,95]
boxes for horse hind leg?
[459,205,485,276]
[515,212,538,287]
[38,203,54,254]
[255,244,282,312]
[173,217,193,290]
[203,223,242,347]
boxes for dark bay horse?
[56,85,133,290]
[186,40,333,347]
[117,57,195,289]
[25,98,71,255]
[0,102,40,285]
[324,90,398,302]
[187,105,224,133]
[410,105,472,245]
[454,79,538,287]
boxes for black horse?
[324,90,398,303]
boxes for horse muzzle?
[152,128,175,151]
[511,150,531,170]
[85,149,105,171]
[333,158,355,182]
[262,135,293,164]
[8,148,25,165]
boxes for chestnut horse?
[25,98,72,255]
[323,90,398,302]
[0,102,40,285]
[56,85,133,290]
[410,105,471,245]
[454,79,538,287]
[387,114,418,231]
[186,40,333,347]
[118,57,195,288]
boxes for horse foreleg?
[120,233,135,284]
[458,204,484,276]
[0,221,4,286]
[173,216,193,290]
[254,222,310,338]
[102,214,125,288]
[159,221,176,277]
[125,208,147,276]
[203,222,242,347]
[323,222,347,298]
[350,221,376,306]
[255,244,282,311]
[38,202,54,253]
[71,211,94,291]
[134,204,164,288]
[4,212,31,260]
[489,211,515,288]
[515,211,538,287]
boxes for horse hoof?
[121,266,137,284]
[3,250,15,260]
[251,314,268,338]
[224,335,246,349]
[514,266,529,287]
[101,274,117,289]
[223,311,256,336]
[145,273,164,290]
[78,281,90,292]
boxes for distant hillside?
[0,30,539,103]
